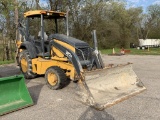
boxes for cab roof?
[24,10,66,19]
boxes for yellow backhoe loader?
[0,10,146,115]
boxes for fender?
[19,41,37,58]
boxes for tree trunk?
[35,0,40,9]
[14,0,19,63]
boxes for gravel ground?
[0,55,160,120]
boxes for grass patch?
[100,48,160,55]
[0,60,15,65]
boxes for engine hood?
[49,34,89,48]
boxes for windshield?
[27,16,66,40]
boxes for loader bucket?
[77,64,146,110]
[0,75,33,115]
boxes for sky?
[126,0,160,12]
[39,0,160,12]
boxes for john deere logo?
[66,51,72,58]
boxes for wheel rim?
[48,72,58,86]
[21,57,28,73]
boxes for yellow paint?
[31,58,75,80]
[17,10,78,81]
[48,72,58,86]
[19,49,23,52]
[31,58,37,73]
[21,34,77,80]
[52,46,64,58]
[54,39,75,52]
[24,10,66,17]
[21,57,28,73]
[16,40,22,48]
[51,56,68,61]
[50,39,75,63]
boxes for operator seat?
[35,31,50,57]
[38,31,48,41]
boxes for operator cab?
[19,10,93,70]
[22,10,67,57]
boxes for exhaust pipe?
[66,7,69,36]
[91,30,105,69]
[92,30,98,51]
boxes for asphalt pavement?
[0,55,160,120]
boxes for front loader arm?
[50,40,83,77]
[50,40,98,108]
[50,40,106,110]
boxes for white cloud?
[127,0,146,4]
[153,0,160,5]
[127,0,140,3]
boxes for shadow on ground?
[28,84,44,104]
[78,107,114,120]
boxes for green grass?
[100,48,160,55]
[0,48,159,65]
[0,60,15,65]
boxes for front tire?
[19,50,37,79]
[45,66,67,90]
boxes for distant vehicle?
[137,39,160,49]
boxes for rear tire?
[137,46,140,50]
[19,50,37,79]
[142,46,145,50]
[45,66,67,90]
